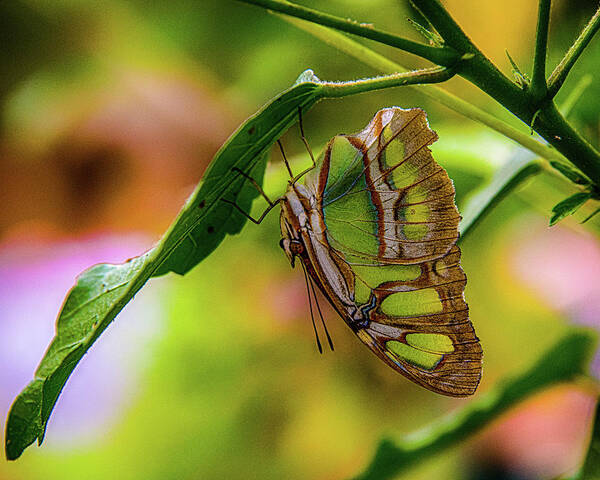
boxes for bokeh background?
[2,1,600,478]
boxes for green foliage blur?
[1,0,599,478]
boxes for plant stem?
[534,102,600,184]
[251,0,600,185]
[409,0,600,185]
[235,0,460,66]
[319,67,455,97]
[401,0,535,125]
[548,4,600,98]
[355,331,596,480]
[283,15,566,164]
[530,0,551,102]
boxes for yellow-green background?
[1,1,599,478]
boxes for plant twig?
[282,15,567,165]
[235,0,459,66]
[548,4,600,98]
[319,66,455,97]
[530,0,551,103]
[253,0,600,185]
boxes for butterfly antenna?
[307,275,334,351]
[301,261,323,354]
[277,140,294,179]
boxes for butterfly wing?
[301,107,482,396]
[304,107,460,265]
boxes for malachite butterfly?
[252,107,482,396]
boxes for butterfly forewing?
[283,107,482,396]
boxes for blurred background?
[2,0,600,478]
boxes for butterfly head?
[279,237,304,267]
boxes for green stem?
[235,0,459,66]
[319,66,455,97]
[534,102,600,185]
[548,5,600,98]
[410,0,600,185]
[283,15,566,164]
[256,0,600,185]
[355,331,596,480]
[530,0,551,102]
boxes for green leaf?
[550,191,593,226]
[406,18,444,47]
[355,330,597,480]
[459,151,542,240]
[550,161,590,186]
[505,49,530,88]
[5,69,330,461]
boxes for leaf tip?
[294,69,321,85]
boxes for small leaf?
[550,160,590,185]
[506,49,530,88]
[406,18,444,47]
[549,191,593,226]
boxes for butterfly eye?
[290,240,304,255]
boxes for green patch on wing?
[323,137,380,259]
[380,289,442,316]
[352,264,421,304]
[406,333,454,353]
[385,340,443,370]
[380,124,416,189]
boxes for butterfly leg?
[291,106,318,184]
[221,167,281,225]
[277,140,295,180]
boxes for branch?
[235,0,460,66]
[530,0,551,102]
[409,0,476,53]
[262,1,600,185]
[410,0,600,186]
[548,4,600,98]
[282,15,566,165]
[319,66,455,97]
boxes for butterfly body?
[279,107,482,397]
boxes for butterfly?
[232,107,482,396]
